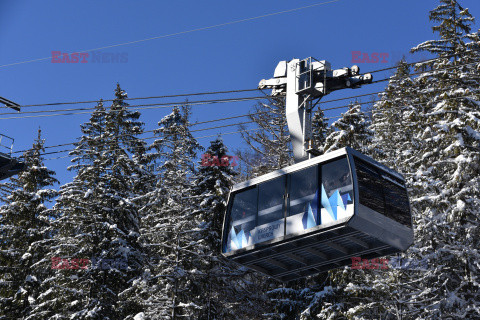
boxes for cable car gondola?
[221,148,413,282]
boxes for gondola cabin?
[221,147,413,282]
[0,133,25,181]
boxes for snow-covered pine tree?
[398,1,480,317]
[310,107,330,156]
[131,105,204,319]
[182,137,272,319]
[0,129,58,319]
[237,97,293,178]
[370,59,418,169]
[194,137,237,253]
[0,180,14,204]
[323,102,373,154]
[29,85,146,319]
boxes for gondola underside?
[229,211,411,282]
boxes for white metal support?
[259,57,373,163]
[285,59,307,161]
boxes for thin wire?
[3,59,477,118]
[321,85,480,112]
[10,60,480,155]
[22,92,479,160]
[0,0,342,69]
[315,62,480,110]
[41,127,263,161]
[6,89,261,110]
[12,110,269,155]
[362,46,480,75]
[322,93,479,121]
[192,110,268,126]
[14,92,478,157]
[369,60,479,85]
[0,96,266,120]
[20,120,264,157]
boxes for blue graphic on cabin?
[227,226,250,251]
[321,185,352,223]
[302,189,319,229]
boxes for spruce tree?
[194,137,237,252]
[323,102,373,154]
[0,129,58,319]
[401,2,480,317]
[370,59,417,169]
[237,97,293,177]
[0,181,14,204]
[29,85,146,319]
[311,107,330,155]
[131,105,204,319]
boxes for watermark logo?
[351,257,428,271]
[51,257,128,270]
[388,257,428,270]
[351,51,432,65]
[201,154,238,167]
[351,257,389,269]
[351,51,389,64]
[51,51,128,63]
[51,257,90,269]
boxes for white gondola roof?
[232,147,404,193]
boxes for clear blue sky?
[1,0,480,184]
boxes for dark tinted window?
[257,176,286,226]
[322,158,352,196]
[286,165,318,235]
[356,160,385,214]
[382,176,411,227]
[288,165,318,217]
[355,158,411,227]
[223,187,257,253]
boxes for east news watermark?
[51,256,427,272]
[351,257,428,271]
[351,51,431,64]
[51,257,128,270]
[351,51,389,64]
[201,154,238,167]
[51,51,128,63]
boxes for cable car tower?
[259,57,372,162]
[0,96,25,181]
[221,58,414,282]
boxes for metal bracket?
[0,134,14,156]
